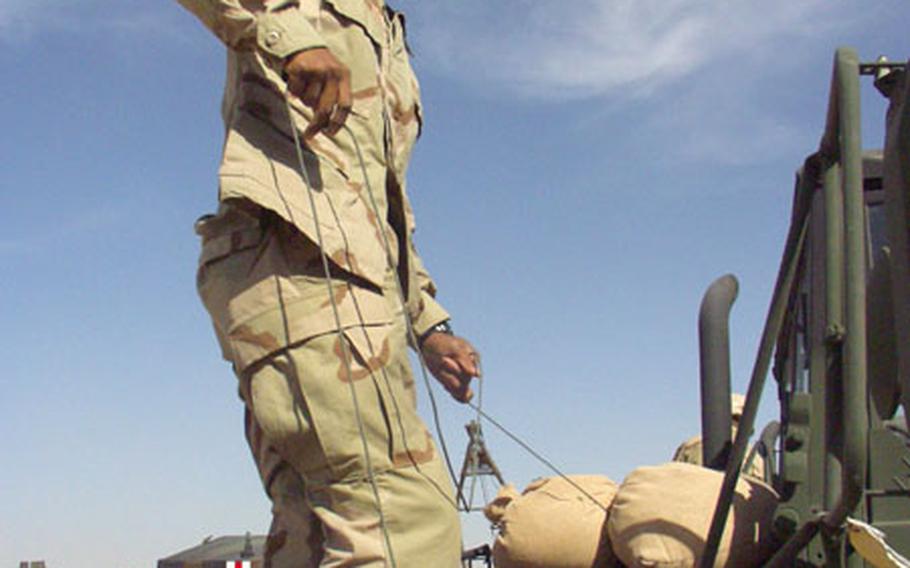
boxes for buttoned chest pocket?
[319,0,382,95]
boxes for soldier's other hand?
[421,334,480,403]
[283,48,352,138]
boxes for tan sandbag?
[484,475,619,568]
[608,463,778,568]
[484,483,522,523]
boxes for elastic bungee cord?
[343,125,607,514]
[344,125,470,511]
[343,125,607,511]
[308,127,462,511]
[283,96,609,568]
[465,401,609,513]
[285,100,399,568]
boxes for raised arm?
[176,0,325,59]
[177,0,351,136]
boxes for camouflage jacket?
[179,0,449,364]
[671,426,765,480]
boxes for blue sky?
[1,1,906,566]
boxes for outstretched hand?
[283,47,352,138]
[421,333,480,403]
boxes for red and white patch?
[225,562,252,568]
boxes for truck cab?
[697,49,910,567]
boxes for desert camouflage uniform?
[671,395,765,479]
[179,0,461,565]
[670,428,765,480]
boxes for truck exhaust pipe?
[699,274,739,470]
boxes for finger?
[326,102,351,136]
[450,349,480,377]
[285,73,307,100]
[440,357,475,397]
[435,370,462,397]
[305,79,337,138]
[440,356,462,375]
[284,73,298,96]
[300,78,323,108]
[455,380,474,403]
[303,112,328,139]
[467,349,481,376]
[457,337,480,360]
[316,77,340,131]
[326,68,352,136]
[444,373,473,404]
[447,373,473,403]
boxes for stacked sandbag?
[484,475,619,568]
[608,463,778,567]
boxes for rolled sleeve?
[177,0,325,57]
[257,7,326,60]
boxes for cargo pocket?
[264,320,396,482]
[194,207,269,361]
[344,319,436,470]
[196,224,265,291]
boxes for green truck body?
[697,48,910,567]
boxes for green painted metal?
[760,46,870,567]
[824,47,868,532]
[823,162,845,342]
[699,211,810,567]
[881,60,910,434]
[699,48,910,567]
[766,517,822,568]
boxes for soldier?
[671,394,765,479]
[177,1,480,566]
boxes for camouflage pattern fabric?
[671,425,765,480]
[179,0,460,564]
[178,0,449,350]
[246,410,324,566]
[670,395,764,479]
[199,205,461,566]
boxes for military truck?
[694,47,910,567]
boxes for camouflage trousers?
[197,203,462,567]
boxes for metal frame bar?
[700,47,868,567]
[699,187,811,567]
[822,46,868,533]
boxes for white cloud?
[397,0,874,165]
[641,81,809,168]
[404,0,836,100]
